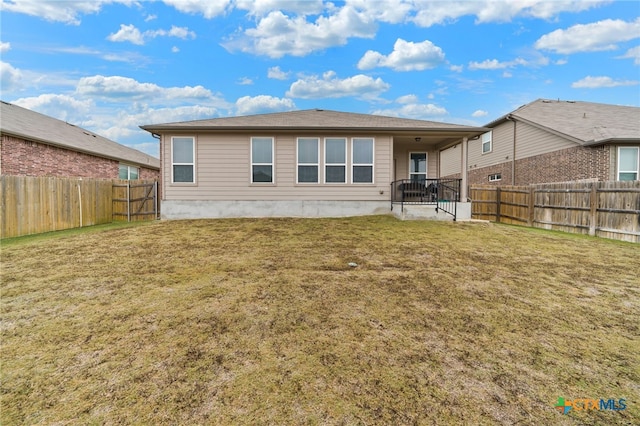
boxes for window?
[297,138,319,183]
[251,137,274,183]
[119,164,139,180]
[618,147,639,181]
[489,173,502,182]
[352,138,374,183]
[325,138,346,183]
[409,152,427,181]
[481,131,492,154]
[172,137,195,183]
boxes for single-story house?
[0,100,160,180]
[141,109,488,220]
[440,99,640,185]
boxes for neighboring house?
[440,99,640,185]
[0,101,159,180]
[141,109,487,219]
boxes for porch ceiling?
[392,131,479,149]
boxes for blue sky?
[1,0,639,158]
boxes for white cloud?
[535,18,640,54]
[0,41,10,53]
[235,0,324,17]
[145,14,157,22]
[357,38,445,71]
[238,77,253,85]
[472,110,488,118]
[107,24,196,45]
[373,103,448,120]
[11,94,94,122]
[450,64,463,73]
[1,0,134,25]
[235,95,296,115]
[267,66,290,80]
[0,61,23,91]
[396,94,419,104]
[468,55,547,70]
[223,7,376,58]
[411,1,608,27]
[571,76,639,88]
[76,75,219,102]
[161,0,232,19]
[107,24,144,45]
[286,71,390,99]
[618,46,640,65]
[345,0,414,24]
[172,46,180,53]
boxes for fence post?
[589,182,597,236]
[528,185,535,227]
[495,187,501,223]
[127,182,131,222]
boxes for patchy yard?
[1,216,638,425]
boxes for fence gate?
[112,180,158,222]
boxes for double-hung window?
[172,136,195,183]
[618,147,639,181]
[119,163,139,180]
[352,138,374,183]
[251,137,274,183]
[297,137,319,183]
[481,131,492,154]
[325,138,346,183]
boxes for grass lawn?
[1,216,638,425]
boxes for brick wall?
[465,145,609,186]
[1,135,159,180]
[513,145,609,185]
[468,162,514,186]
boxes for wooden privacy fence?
[112,180,158,222]
[1,176,158,239]
[470,181,640,243]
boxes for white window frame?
[251,137,275,184]
[171,136,195,184]
[489,173,502,182]
[617,146,639,181]
[119,163,139,180]
[481,131,492,154]
[408,152,427,181]
[351,137,374,184]
[296,137,320,184]
[324,137,347,184]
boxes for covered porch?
[389,128,484,220]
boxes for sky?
[1,0,639,158]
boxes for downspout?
[507,115,516,185]
[151,132,161,217]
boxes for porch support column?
[460,137,468,201]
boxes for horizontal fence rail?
[1,176,158,239]
[470,181,640,243]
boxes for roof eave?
[583,137,640,146]
[140,125,489,135]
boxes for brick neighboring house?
[0,101,159,179]
[440,99,640,186]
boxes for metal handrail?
[390,178,461,220]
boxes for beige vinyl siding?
[468,122,514,169]
[514,120,578,160]
[163,133,392,201]
[440,143,461,176]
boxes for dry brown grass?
[1,216,639,425]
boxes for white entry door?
[409,152,427,181]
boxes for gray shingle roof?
[487,99,640,145]
[141,109,487,134]
[1,101,159,169]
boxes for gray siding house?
[141,109,487,219]
[441,99,640,186]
